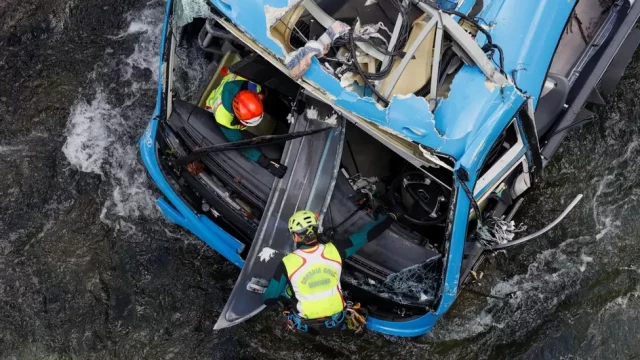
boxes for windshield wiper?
[175,127,332,165]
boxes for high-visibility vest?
[282,243,345,319]
[205,73,261,130]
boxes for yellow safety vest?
[205,73,261,130]
[282,243,345,319]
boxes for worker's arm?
[219,126,286,178]
[262,261,289,306]
[333,215,394,259]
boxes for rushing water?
[1,1,639,358]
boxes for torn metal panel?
[211,0,536,159]
[433,83,524,317]
[209,0,297,57]
[412,1,507,86]
[471,0,576,103]
[214,106,346,330]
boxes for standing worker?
[262,209,402,334]
[205,69,287,178]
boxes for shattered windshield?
[343,257,443,306]
[170,0,216,103]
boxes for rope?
[344,302,367,334]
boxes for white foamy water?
[602,289,640,311]
[62,5,164,225]
[0,145,26,153]
[430,236,589,341]
[429,310,497,341]
[430,112,640,346]
[62,91,119,175]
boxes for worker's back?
[282,242,344,319]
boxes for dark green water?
[1,1,639,358]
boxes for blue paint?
[201,0,555,338]
[206,0,564,161]
[157,198,187,228]
[138,0,244,268]
[137,0,576,338]
[439,180,472,305]
[476,0,576,103]
[366,311,440,337]
[437,0,458,10]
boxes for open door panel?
[214,98,346,329]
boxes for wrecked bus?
[139,0,640,336]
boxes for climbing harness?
[283,309,346,334]
[280,303,367,335]
[283,310,306,333]
[344,302,368,334]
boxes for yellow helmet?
[288,210,319,236]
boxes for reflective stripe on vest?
[282,243,344,319]
[205,73,261,130]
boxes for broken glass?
[344,257,442,305]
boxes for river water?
[1,1,639,359]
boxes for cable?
[335,0,414,104]
[441,8,493,44]
[335,0,508,102]
[435,3,507,75]
[455,168,484,223]
[488,43,506,75]
[348,22,391,106]
[335,0,412,86]
[347,140,361,175]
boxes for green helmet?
[288,210,319,236]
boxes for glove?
[258,155,288,179]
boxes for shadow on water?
[1,0,640,358]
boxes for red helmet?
[232,90,264,126]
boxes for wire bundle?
[332,0,412,105]
[332,0,506,105]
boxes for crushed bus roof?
[208,0,574,162]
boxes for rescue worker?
[205,69,287,178]
[262,209,401,334]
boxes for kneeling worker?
[262,209,399,334]
[205,69,287,178]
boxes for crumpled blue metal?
[208,0,574,161]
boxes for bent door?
[214,98,345,329]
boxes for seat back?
[328,174,442,280]
[168,99,277,206]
